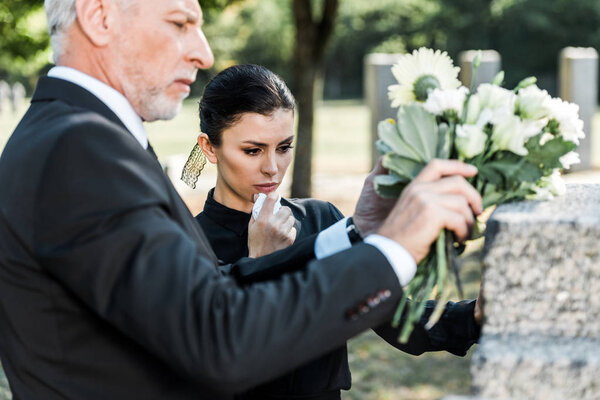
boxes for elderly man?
[0,0,482,399]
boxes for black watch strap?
[346,217,363,244]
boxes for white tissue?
[252,193,282,220]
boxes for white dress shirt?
[48,66,148,149]
[46,67,416,287]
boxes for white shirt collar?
[47,66,148,149]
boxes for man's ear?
[75,0,118,47]
[198,133,218,164]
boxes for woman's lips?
[254,183,278,193]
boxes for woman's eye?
[243,148,260,155]
[278,145,294,153]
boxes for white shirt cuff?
[364,234,417,287]
[314,217,351,259]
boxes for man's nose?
[188,27,214,70]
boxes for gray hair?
[44,0,130,64]
[45,0,77,64]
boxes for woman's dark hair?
[199,64,295,146]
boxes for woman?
[181,64,481,400]
[181,64,350,400]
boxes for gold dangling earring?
[181,143,207,189]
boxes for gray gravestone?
[443,184,600,400]
[559,47,598,171]
[364,53,403,167]
[459,50,501,88]
[10,82,25,115]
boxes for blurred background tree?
[0,0,50,88]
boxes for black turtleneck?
[195,189,348,400]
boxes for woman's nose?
[261,154,278,176]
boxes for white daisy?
[388,48,461,107]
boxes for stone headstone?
[10,82,25,114]
[459,50,501,88]
[443,184,600,400]
[0,81,10,116]
[559,47,598,171]
[364,53,402,167]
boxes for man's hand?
[248,192,297,258]
[353,158,398,237]
[376,159,482,263]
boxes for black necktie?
[147,142,158,160]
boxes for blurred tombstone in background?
[364,53,403,167]
[0,81,10,117]
[459,50,501,88]
[559,47,598,171]
[10,82,26,115]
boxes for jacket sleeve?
[34,121,404,394]
[373,299,481,356]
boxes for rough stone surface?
[471,335,600,400]
[482,184,600,337]
[447,184,600,400]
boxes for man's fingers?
[438,207,471,242]
[422,176,482,215]
[435,194,475,231]
[414,159,478,184]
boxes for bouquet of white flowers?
[378,48,584,342]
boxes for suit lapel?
[33,76,220,266]
[32,77,129,133]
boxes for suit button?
[377,289,391,301]
[345,309,359,321]
[367,296,380,307]
[358,303,369,315]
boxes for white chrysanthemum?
[388,48,461,107]
[476,83,516,125]
[516,85,552,121]
[490,114,528,156]
[423,87,469,117]
[527,170,566,200]
[539,132,554,146]
[559,151,581,169]
[546,98,585,144]
[455,124,487,159]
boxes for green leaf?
[375,139,393,155]
[382,153,424,181]
[373,174,407,198]
[525,135,577,170]
[436,123,451,159]
[478,155,543,190]
[396,104,439,162]
[377,119,423,161]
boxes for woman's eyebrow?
[278,136,295,145]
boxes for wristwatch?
[346,217,363,244]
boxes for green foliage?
[324,0,439,97]
[0,0,49,85]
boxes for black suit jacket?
[0,77,411,399]
[0,77,478,400]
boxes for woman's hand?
[248,192,297,258]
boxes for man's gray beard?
[121,79,186,122]
[141,92,185,121]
